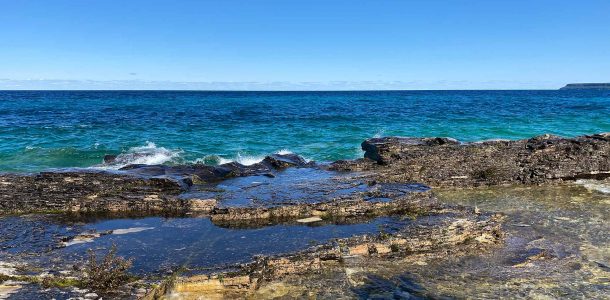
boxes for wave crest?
[96,146,305,170]
[97,142,182,169]
[194,149,299,166]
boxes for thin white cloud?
[0,79,562,90]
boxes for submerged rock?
[296,216,323,223]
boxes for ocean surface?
[0,90,609,172]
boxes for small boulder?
[103,154,117,164]
[263,154,309,169]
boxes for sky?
[1,0,609,90]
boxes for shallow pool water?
[354,182,610,299]
[0,214,408,275]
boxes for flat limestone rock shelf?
[0,202,502,299]
[161,182,609,300]
[0,153,314,214]
[0,152,497,299]
[349,183,609,299]
[331,132,610,187]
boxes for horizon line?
[0,88,563,92]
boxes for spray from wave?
[94,144,306,170]
[95,142,183,170]
[195,149,301,166]
[373,129,385,138]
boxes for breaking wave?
[96,142,183,170]
[194,149,298,166]
[94,143,305,170]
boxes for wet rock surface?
[159,210,503,299]
[0,171,184,214]
[164,183,608,299]
[332,133,610,187]
[0,154,314,214]
[1,134,608,298]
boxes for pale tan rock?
[189,198,217,212]
[349,244,370,256]
[0,281,22,300]
[373,243,392,254]
[296,216,322,223]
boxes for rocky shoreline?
[332,132,610,187]
[0,133,608,299]
[2,133,608,215]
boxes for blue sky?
[1,0,609,90]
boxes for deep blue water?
[0,90,608,172]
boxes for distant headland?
[560,83,610,90]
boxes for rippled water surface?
[1,90,609,172]
[346,182,610,299]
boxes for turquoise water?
[0,90,609,172]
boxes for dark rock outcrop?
[120,153,311,183]
[0,171,186,213]
[331,133,610,187]
[0,154,316,214]
[262,153,311,169]
[103,154,118,164]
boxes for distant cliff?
[560,83,610,90]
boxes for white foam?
[576,179,610,194]
[95,141,182,169]
[234,149,301,165]
[62,238,94,247]
[275,149,294,155]
[193,155,232,165]
[111,227,154,235]
[216,157,234,165]
[234,153,266,166]
[373,129,385,138]
[0,262,17,276]
[195,149,297,166]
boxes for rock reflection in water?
[0,214,405,275]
